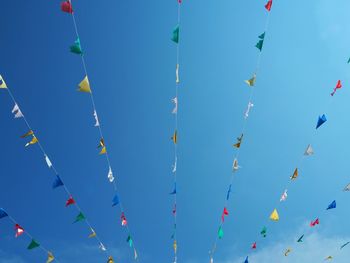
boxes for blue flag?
[170,183,177,195]
[112,194,119,207]
[0,208,8,219]
[326,200,336,210]
[226,184,232,200]
[52,176,64,189]
[316,114,327,129]
[244,256,249,263]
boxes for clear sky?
[1,0,350,262]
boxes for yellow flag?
[284,248,291,256]
[290,168,298,180]
[0,75,7,89]
[244,74,256,87]
[25,136,38,147]
[107,256,114,263]
[98,138,107,154]
[21,130,34,138]
[78,76,91,93]
[88,228,96,238]
[269,209,279,221]
[172,131,177,144]
[46,252,54,263]
[233,134,243,148]
[173,240,177,253]
[325,256,333,260]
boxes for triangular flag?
[0,208,8,219]
[284,248,292,256]
[52,176,64,189]
[93,110,100,127]
[232,158,240,172]
[348,57,350,64]
[233,134,243,148]
[340,241,350,249]
[218,226,224,239]
[172,130,177,144]
[226,184,232,200]
[304,144,314,156]
[172,157,177,173]
[172,97,178,114]
[326,200,336,210]
[261,226,267,237]
[245,74,256,87]
[65,196,75,207]
[112,194,119,207]
[170,183,177,195]
[47,252,55,263]
[173,240,177,253]
[45,155,52,168]
[25,136,38,147]
[265,0,273,11]
[325,256,333,260]
[244,101,254,119]
[134,248,138,259]
[99,242,107,251]
[15,224,24,237]
[280,189,288,202]
[107,256,114,263]
[343,183,350,191]
[297,234,304,242]
[78,76,91,93]
[108,166,115,183]
[221,207,229,222]
[98,138,107,154]
[251,242,257,249]
[316,114,327,129]
[176,64,180,84]
[73,212,86,223]
[88,228,96,238]
[121,212,128,226]
[61,1,73,14]
[21,130,34,138]
[0,75,7,89]
[255,33,265,51]
[27,239,40,250]
[12,104,23,118]
[126,235,133,247]
[310,218,320,227]
[244,256,249,263]
[269,209,279,221]
[331,80,342,96]
[290,168,298,180]
[70,38,83,55]
[172,25,180,43]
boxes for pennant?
[244,256,249,263]
[226,184,232,200]
[210,257,213,263]
[45,155,52,168]
[265,0,273,11]
[126,235,133,247]
[326,200,336,210]
[98,138,107,155]
[297,234,304,242]
[73,212,86,223]
[255,32,265,51]
[218,226,224,239]
[310,218,320,227]
[171,130,177,144]
[93,110,100,127]
[0,75,7,89]
[245,74,256,87]
[27,239,40,250]
[134,248,138,260]
[290,168,298,180]
[325,256,333,261]
[172,157,177,173]
[70,38,83,55]
[61,1,73,14]
[244,101,254,119]
[172,204,177,215]
[251,242,257,249]
[176,64,180,84]
[232,158,240,172]
[221,207,229,222]
[107,256,114,263]
[172,25,180,43]
[78,76,91,93]
[340,241,350,249]
[269,209,279,221]
[343,183,350,191]
[25,135,38,147]
[99,242,107,251]
[112,194,119,207]
[331,80,342,96]
[121,212,127,226]
[108,166,115,183]
[348,57,350,64]
[12,104,23,118]
[284,248,292,256]
[261,226,267,237]
[304,144,314,156]
[47,252,54,263]
[21,130,34,138]
[15,224,24,237]
[0,208,8,219]
[172,97,178,114]
[88,228,96,238]
[280,189,288,202]
[233,134,243,148]
[316,114,327,129]
[65,196,75,207]
[173,240,177,253]
[52,176,64,189]
[170,183,177,195]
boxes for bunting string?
[59,0,139,259]
[0,77,114,261]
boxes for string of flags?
[209,1,274,262]
[0,75,113,261]
[59,0,139,259]
[0,208,58,263]
[169,0,182,262]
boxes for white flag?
[232,158,240,172]
[12,104,23,118]
[172,97,178,114]
[280,189,288,202]
[172,157,177,173]
[93,110,100,127]
[45,155,52,168]
[343,183,350,191]
[176,64,180,84]
[99,242,106,251]
[108,166,115,183]
[244,101,254,119]
[134,248,138,259]
[304,144,314,156]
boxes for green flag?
[73,212,86,223]
[258,32,265,39]
[171,25,179,44]
[70,38,83,55]
[261,226,267,237]
[27,239,40,250]
[218,226,224,239]
[255,32,265,51]
[126,235,133,247]
[348,57,350,64]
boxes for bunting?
[0,75,7,89]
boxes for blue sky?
[1,0,350,262]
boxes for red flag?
[65,196,75,207]
[265,0,273,11]
[121,212,128,226]
[178,0,182,3]
[251,242,257,249]
[15,224,24,237]
[172,204,177,215]
[310,218,320,227]
[221,207,229,222]
[331,80,342,96]
[61,1,73,14]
